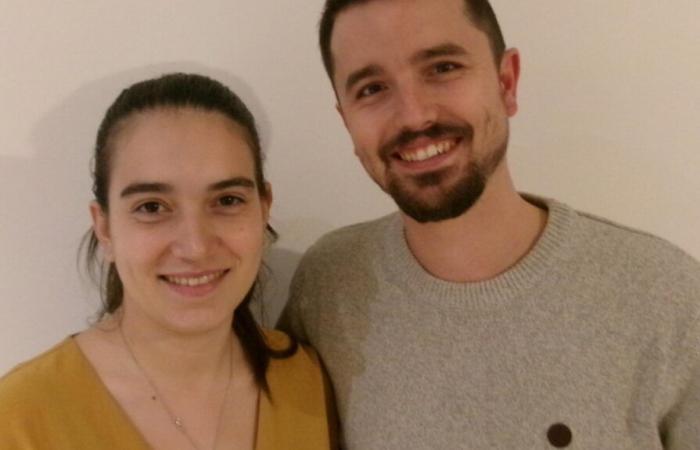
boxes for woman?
[0,73,336,449]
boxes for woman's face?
[91,107,270,334]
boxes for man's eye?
[357,83,385,99]
[135,201,163,214]
[218,195,243,207]
[433,62,460,74]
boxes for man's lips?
[159,269,229,287]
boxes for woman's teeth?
[164,271,225,287]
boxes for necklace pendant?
[174,417,183,428]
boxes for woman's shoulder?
[258,329,337,449]
[0,337,83,421]
[262,328,296,351]
[262,328,326,393]
[0,338,77,396]
[263,328,322,371]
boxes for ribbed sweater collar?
[381,196,578,309]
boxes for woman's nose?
[170,213,217,261]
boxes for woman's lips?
[159,269,229,298]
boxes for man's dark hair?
[319,0,506,83]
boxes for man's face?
[332,0,519,222]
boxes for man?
[279,0,700,448]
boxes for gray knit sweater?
[279,197,700,449]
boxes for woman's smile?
[159,269,231,298]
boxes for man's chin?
[391,192,483,223]
[388,175,486,223]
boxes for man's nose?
[391,82,438,132]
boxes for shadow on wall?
[253,247,304,327]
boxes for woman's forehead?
[108,108,256,192]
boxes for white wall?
[1,0,698,373]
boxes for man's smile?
[396,138,459,162]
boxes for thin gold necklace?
[119,323,234,450]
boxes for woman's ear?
[89,201,113,261]
[261,182,273,223]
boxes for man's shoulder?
[574,207,699,272]
[530,195,700,298]
[302,212,398,263]
[286,213,399,301]
[564,205,700,321]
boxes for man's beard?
[381,122,507,223]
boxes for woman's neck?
[109,308,244,390]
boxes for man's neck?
[402,165,547,283]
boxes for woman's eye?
[135,201,163,214]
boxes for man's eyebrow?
[410,43,468,64]
[345,64,383,94]
[343,43,469,94]
[120,182,172,198]
[208,177,256,191]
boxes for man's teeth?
[165,271,224,287]
[399,140,454,162]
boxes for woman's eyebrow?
[119,177,255,198]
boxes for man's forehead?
[329,0,486,81]
[331,0,469,36]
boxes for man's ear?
[499,48,521,117]
[89,201,113,261]
[336,102,348,128]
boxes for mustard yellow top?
[0,330,336,449]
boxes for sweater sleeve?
[662,315,700,450]
[659,248,700,450]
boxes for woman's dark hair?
[83,72,296,392]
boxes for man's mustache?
[379,123,474,160]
